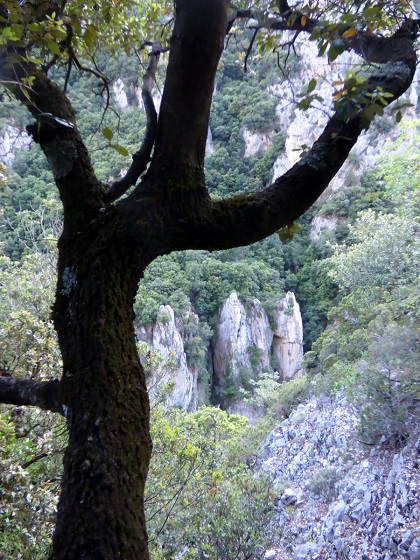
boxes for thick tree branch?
[230,5,419,53]
[229,3,319,34]
[24,75,104,222]
[104,43,161,203]
[344,19,420,64]
[159,26,417,253]
[151,0,229,170]
[0,50,104,223]
[0,376,63,414]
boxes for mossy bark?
[50,225,152,560]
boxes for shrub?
[308,468,342,503]
[242,372,309,419]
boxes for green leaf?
[102,127,114,141]
[306,78,317,95]
[328,39,346,62]
[84,25,97,49]
[46,40,61,56]
[103,7,111,24]
[111,144,129,157]
[27,22,41,33]
[6,52,25,64]
[395,110,402,123]
[19,85,31,101]
[10,23,24,41]
[278,222,302,243]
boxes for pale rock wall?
[137,305,198,411]
[243,128,272,157]
[212,293,273,389]
[269,40,419,194]
[112,78,129,110]
[212,291,303,391]
[309,216,338,241]
[271,292,304,380]
[137,292,304,412]
[0,126,31,166]
[205,127,214,156]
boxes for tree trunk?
[50,222,152,560]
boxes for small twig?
[244,27,260,73]
[104,42,161,203]
[63,54,72,93]
[72,54,109,85]
[21,452,48,469]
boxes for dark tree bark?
[51,241,152,558]
[0,376,62,413]
[0,0,418,558]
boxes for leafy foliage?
[241,371,310,419]
[146,406,274,560]
[0,241,60,380]
[0,408,66,559]
[135,250,283,327]
[310,206,419,445]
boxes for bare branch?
[104,43,161,203]
[244,27,260,73]
[0,376,63,414]
[22,452,48,469]
[71,47,110,86]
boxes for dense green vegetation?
[1,118,418,559]
[1,32,411,352]
[306,128,419,445]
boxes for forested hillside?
[1,10,419,560]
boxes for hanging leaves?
[278,223,302,243]
[102,128,129,156]
[102,127,114,141]
[110,144,129,157]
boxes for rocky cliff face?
[261,396,420,560]
[136,291,304,412]
[136,305,201,411]
[0,125,31,166]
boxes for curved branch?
[0,51,104,221]
[244,27,260,73]
[163,26,417,253]
[104,43,161,203]
[0,376,63,414]
[229,3,319,34]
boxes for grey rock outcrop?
[212,291,303,390]
[137,291,304,412]
[261,396,420,560]
[271,292,304,380]
[0,125,31,166]
[243,128,272,157]
[137,305,199,411]
[212,293,272,388]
